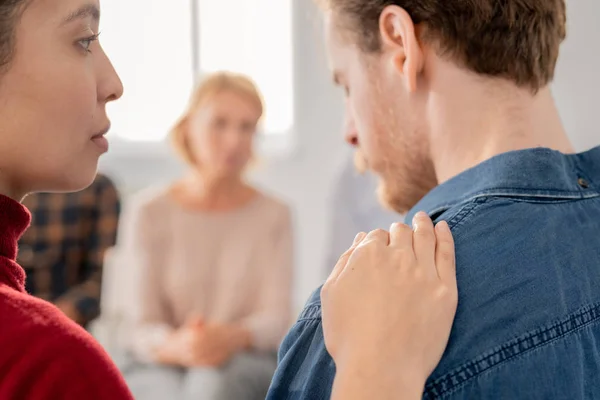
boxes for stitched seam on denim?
[430,189,600,214]
[443,198,487,231]
[424,302,600,399]
[297,304,322,321]
[465,187,598,198]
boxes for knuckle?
[414,226,435,239]
[353,242,368,254]
[398,224,413,236]
[370,228,389,238]
[437,285,458,303]
[439,248,455,263]
[409,267,425,281]
[337,250,352,262]
[391,247,414,262]
[392,223,413,237]
[357,239,379,252]
[395,222,412,231]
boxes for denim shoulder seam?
[427,189,600,219]
[297,303,322,321]
[424,302,600,399]
[441,197,488,231]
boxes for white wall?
[552,0,599,151]
[99,0,600,310]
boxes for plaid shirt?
[18,174,121,325]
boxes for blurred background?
[20,0,600,398]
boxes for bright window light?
[100,0,294,143]
[100,0,194,142]
[197,0,294,134]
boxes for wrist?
[337,353,426,398]
[229,325,252,351]
[155,344,176,365]
[155,331,183,366]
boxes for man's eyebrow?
[62,4,100,25]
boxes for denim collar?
[406,146,600,223]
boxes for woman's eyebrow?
[61,3,100,26]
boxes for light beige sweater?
[118,186,294,362]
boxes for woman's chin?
[29,163,99,194]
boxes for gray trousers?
[124,352,277,400]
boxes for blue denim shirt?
[267,146,600,399]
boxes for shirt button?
[577,178,589,189]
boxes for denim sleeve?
[267,287,336,400]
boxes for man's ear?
[379,5,424,92]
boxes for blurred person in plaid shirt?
[18,173,121,328]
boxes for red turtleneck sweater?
[0,195,133,399]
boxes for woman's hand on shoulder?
[322,212,458,398]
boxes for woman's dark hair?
[0,0,28,70]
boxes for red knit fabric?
[0,195,133,399]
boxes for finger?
[389,222,413,251]
[326,232,366,284]
[435,221,456,284]
[412,212,437,273]
[362,229,390,245]
[352,231,367,246]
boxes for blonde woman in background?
[120,72,294,400]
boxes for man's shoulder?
[268,284,336,400]
[437,196,569,276]
[439,196,543,238]
[425,194,600,398]
[297,285,324,318]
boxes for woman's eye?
[241,123,255,134]
[213,118,227,130]
[78,34,99,53]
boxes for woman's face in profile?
[0,0,123,196]
[187,90,260,179]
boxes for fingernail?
[412,212,428,230]
[437,221,450,233]
[414,211,428,219]
[353,232,366,244]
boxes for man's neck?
[428,77,573,184]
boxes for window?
[101,0,194,142]
[100,0,294,144]
[196,0,294,135]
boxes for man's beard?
[354,150,437,215]
[376,176,434,214]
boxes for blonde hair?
[170,71,264,165]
